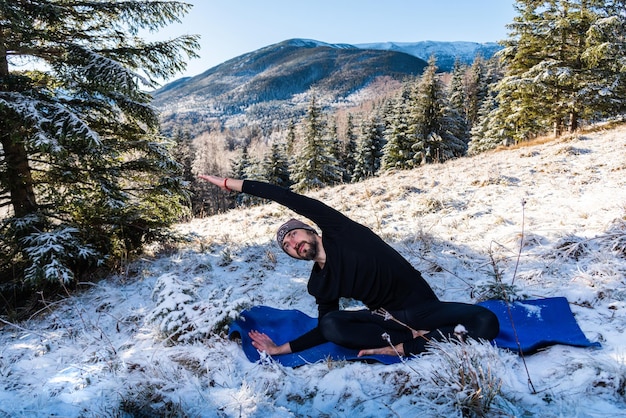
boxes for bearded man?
[199,175,499,357]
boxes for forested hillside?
[152,38,429,136]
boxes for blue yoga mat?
[477,297,601,354]
[228,297,600,367]
[228,306,402,367]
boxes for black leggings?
[319,299,499,355]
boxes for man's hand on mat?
[249,330,292,355]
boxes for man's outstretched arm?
[198,175,243,193]
[200,175,346,232]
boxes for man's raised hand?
[198,175,243,192]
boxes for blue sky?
[151,0,517,80]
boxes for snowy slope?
[1,124,626,417]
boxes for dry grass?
[494,119,626,152]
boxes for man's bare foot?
[413,329,429,339]
[358,343,405,357]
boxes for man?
[199,175,499,357]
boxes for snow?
[2,125,626,416]
[284,39,357,50]
[355,40,502,69]
[356,40,495,57]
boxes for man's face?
[282,228,318,260]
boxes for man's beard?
[296,239,318,260]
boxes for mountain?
[152,39,428,135]
[356,40,502,71]
[152,39,502,136]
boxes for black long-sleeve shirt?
[242,180,438,352]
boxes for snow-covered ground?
[1,125,626,417]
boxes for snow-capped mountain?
[356,40,502,71]
[152,38,428,135]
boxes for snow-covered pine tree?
[171,129,195,221]
[229,146,257,206]
[381,86,413,170]
[409,57,442,165]
[353,116,384,182]
[326,118,346,182]
[262,141,291,189]
[285,120,297,160]
[467,61,507,154]
[291,95,341,192]
[463,55,487,130]
[409,57,467,165]
[491,0,626,142]
[581,0,626,120]
[468,84,503,155]
[440,107,470,161]
[0,1,199,291]
[230,146,250,182]
[242,150,266,206]
[172,129,195,188]
[448,59,470,141]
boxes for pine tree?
[230,146,249,181]
[381,86,413,170]
[353,116,384,182]
[0,1,199,291]
[171,129,195,221]
[291,95,341,191]
[172,130,195,186]
[262,141,291,188]
[242,151,265,206]
[285,120,297,160]
[409,57,467,165]
[467,85,502,155]
[230,146,254,206]
[410,57,441,165]
[326,118,346,182]
[467,61,507,154]
[342,114,358,182]
[581,0,626,119]
[448,59,470,140]
[491,0,626,142]
[464,55,489,130]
